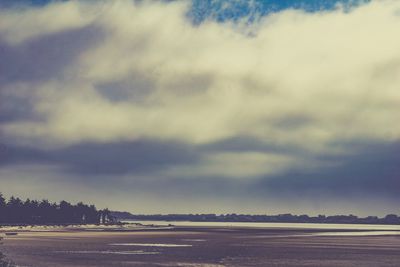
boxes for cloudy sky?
[1,0,399,216]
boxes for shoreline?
[2,221,400,232]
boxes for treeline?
[0,193,113,225]
[113,212,400,225]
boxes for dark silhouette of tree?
[0,192,109,225]
[0,194,6,223]
[100,208,116,224]
[0,193,116,267]
[6,197,23,223]
[58,200,73,223]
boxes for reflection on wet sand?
[56,250,161,255]
[2,225,400,267]
[110,243,193,247]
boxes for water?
[110,243,193,247]
[123,220,400,231]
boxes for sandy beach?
[1,224,400,267]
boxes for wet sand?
[2,226,400,267]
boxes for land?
[1,224,400,267]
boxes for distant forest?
[0,193,113,225]
[113,212,400,225]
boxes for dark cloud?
[96,78,156,103]
[123,175,245,199]
[0,24,101,87]
[253,141,400,199]
[272,114,314,130]
[1,139,399,215]
[0,93,36,123]
[0,140,200,175]
[0,24,103,125]
[201,136,308,155]
[4,138,399,200]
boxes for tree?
[0,193,102,225]
[0,193,6,223]
[100,208,116,224]
[7,197,23,223]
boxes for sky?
[0,0,399,216]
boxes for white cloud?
[2,0,400,178]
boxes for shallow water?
[56,250,160,255]
[312,231,400,236]
[124,220,400,231]
[110,243,193,247]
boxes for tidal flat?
[1,225,400,267]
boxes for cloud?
[0,25,101,87]
[0,140,200,175]
[0,1,98,44]
[0,0,400,214]
[163,152,298,178]
[2,0,400,150]
[1,140,399,215]
[253,140,400,200]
